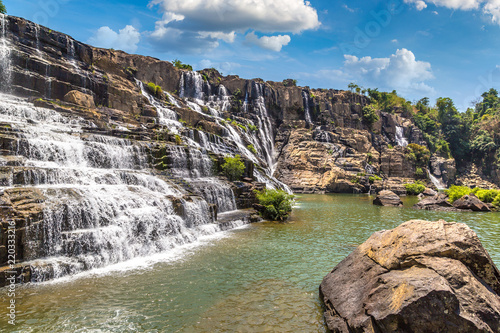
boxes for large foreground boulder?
[373,190,402,207]
[320,220,500,333]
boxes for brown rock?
[320,220,500,333]
[453,194,491,212]
[63,90,96,109]
[373,190,402,206]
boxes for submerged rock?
[319,220,500,333]
[373,190,402,207]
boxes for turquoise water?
[2,194,499,332]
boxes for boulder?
[413,193,457,211]
[373,190,402,207]
[422,188,437,196]
[63,90,96,109]
[453,194,491,212]
[320,220,500,333]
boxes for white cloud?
[405,0,500,23]
[245,32,291,52]
[88,25,141,53]
[147,0,319,53]
[391,39,398,43]
[302,49,435,96]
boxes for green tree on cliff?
[0,1,6,14]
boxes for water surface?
[2,194,499,332]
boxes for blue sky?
[4,0,500,110]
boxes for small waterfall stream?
[302,91,313,124]
[395,126,408,147]
[427,169,447,190]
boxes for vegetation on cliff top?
[0,1,6,14]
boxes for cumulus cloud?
[405,0,500,23]
[147,0,319,53]
[88,25,141,53]
[343,48,434,94]
[245,32,291,52]
[301,49,435,96]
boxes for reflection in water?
[1,194,499,332]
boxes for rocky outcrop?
[320,220,500,333]
[63,90,95,108]
[453,194,491,212]
[430,155,457,186]
[372,190,402,206]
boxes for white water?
[302,91,312,124]
[0,93,249,281]
[0,14,12,90]
[428,169,447,190]
[395,126,408,147]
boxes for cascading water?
[0,93,247,281]
[137,80,182,133]
[0,14,12,91]
[395,126,408,147]
[302,91,313,124]
[427,169,447,190]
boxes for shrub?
[146,82,163,98]
[172,59,193,71]
[445,186,472,203]
[248,124,258,132]
[405,182,426,195]
[415,167,425,179]
[388,144,394,149]
[221,155,245,181]
[255,189,295,221]
[0,1,6,14]
[492,193,500,208]
[369,175,382,183]
[362,105,380,126]
[247,145,257,154]
[174,134,182,145]
[407,143,431,167]
[475,189,500,203]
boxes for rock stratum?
[320,220,500,333]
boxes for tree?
[0,0,6,14]
[255,189,295,222]
[348,82,359,93]
[221,155,245,181]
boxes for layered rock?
[320,220,500,333]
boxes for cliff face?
[0,15,444,284]
[1,15,434,193]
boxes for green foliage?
[405,182,426,195]
[248,124,258,132]
[255,189,295,221]
[369,175,382,183]
[471,130,497,158]
[492,193,500,208]
[475,189,500,203]
[445,186,472,203]
[221,155,245,181]
[387,144,394,149]
[415,167,425,179]
[146,82,163,98]
[247,144,257,154]
[367,89,410,113]
[172,59,193,71]
[0,0,6,14]
[174,134,182,145]
[362,105,379,126]
[406,143,431,167]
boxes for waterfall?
[0,14,12,91]
[137,80,182,133]
[427,169,447,190]
[0,93,250,281]
[251,82,276,175]
[302,91,312,124]
[395,126,408,147]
